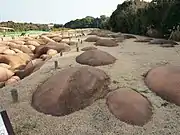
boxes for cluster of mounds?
[0,30,85,88]
[31,65,154,127]
[134,37,179,47]
[31,29,157,128]
[6,29,180,130]
[149,39,179,47]
[88,29,180,48]
[85,30,143,50]
[88,30,137,39]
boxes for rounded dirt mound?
[144,66,180,106]
[149,39,178,45]
[84,36,100,42]
[106,88,153,126]
[81,46,97,51]
[76,50,116,66]
[134,38,153,43]
[32,66,110,116]
[94,39,118,47]
[34,42,70,58]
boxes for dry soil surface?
[1,36,180,135]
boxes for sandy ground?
[1,35,180,135]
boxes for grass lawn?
[0,30,49,38]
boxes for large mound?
[32,66,110,116]
[144,66,180,106]
[76,50,116,66]
[106,88,153,126]
[84,36,100,42]
[94,39,118,47]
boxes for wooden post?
[60,51,63,56]
[81,40,83,44]
[76,43,79,52]
[11,89,18,103]
[54,61,58,69]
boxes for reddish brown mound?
[160,44,174,48]
[123,34,137,39]
[106,88,153,126]
[88,30,112,37]
[109,33,122,38]
[32,66,110,116]
[149,39,178,45]
[144,66,180,106]
[51,36,62,42]
[81,46,97,51]
[84,36,100,42]
[0,53,31,71]
[34,42,70,58]
[112,37,125,43]
[134,38,153,43]
[76,50,116,66]
[94,39,118,47]
[15,59,45,79]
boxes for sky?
[0,0,151,24]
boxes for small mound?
[51,36,62,42]
[88,30,112,37]
[112,37,124,43]
[32,66,110,116]
[0,67,14,82]
[15,59,46,79]
[149,39,178,45]
[134,38,153,43]
[94,39,118,47]
[106,88,153,126]
[123,34,137,39]
[84,36,100,42]
[34,42,70,58]
[76,50,116,66]
[81,46,97,51]
[144,66,180,106]
[160,44,174,48]
[109,33,122,38]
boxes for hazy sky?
[1,0,151,24]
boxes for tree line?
[63,0,180,40]
[0,21,49,31]
[109,0,180,39]
[64,16,110,29]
